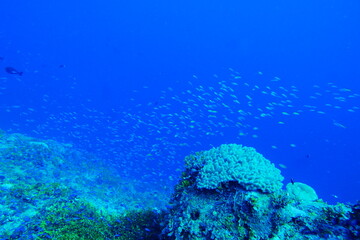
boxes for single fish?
[5,67,23,76]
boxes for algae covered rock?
[186,144,284,193]
[286,182,318,202]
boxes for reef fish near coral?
[5,67,23,76]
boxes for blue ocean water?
[0,0,359,204]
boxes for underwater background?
[1,0,360,208]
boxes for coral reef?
[163,144,360,239]
[0,131,167,239]
[1,132,359,239]
[185,144,284,193]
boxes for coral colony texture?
[164,145,360,239]
[0,131,360,239]
[188,144,284,193]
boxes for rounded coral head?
[186,144,284,193]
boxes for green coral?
[37,199,111,239]
[1,181,165,239]
[30,197,164,240]
[175,171,196,191]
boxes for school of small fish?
[0,68,359,183]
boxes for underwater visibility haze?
[0,0,360,239]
